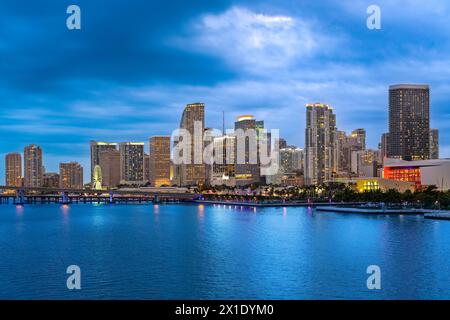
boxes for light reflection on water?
[0,203,450,299]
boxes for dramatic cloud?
[176,6,338,74]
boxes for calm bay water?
[1,203,450,299]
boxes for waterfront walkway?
[195,200,365,208]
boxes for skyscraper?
[59,162,84,189]
[98,149,121,188]
[305,103,336,185]
[349,129,366,151]
[24,144,43,187]
[280,147,300,174]
[278,138,288,150]
[430,129,439,159]
[5,153,22,187]
[380,133,389,163]
[234,115,261,186]
[334,129,366,178]
[144,153,151,183]
[119,142,145,185]
[149,136,171,187]
[211,135,236,186]
[292,148,305,173]
[90,141,117,183]
[175,103,205,186]
[388,84,430,160]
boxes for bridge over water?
[0,186,202,205]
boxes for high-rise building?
[334,131,351,177]
[149,136,171,187]
[380,133,389,163]
[388,84,430,160]
[5,153,22,187]
[211,135,236,186]
[24,144,43,187]
[349,129,366,151]
[119,142,145,185]
[292,148,304,173]
[90,141,117,183]
[59,162,83,189]
[280,147,302,174]
[351,149,380,177]
[234,115,261,186]
[175,103,206,186]
[98,149,121,188]
[305,103,336,185]
[144,154,151,183]
[278,138,288,150]
[430,129,439,159]
[43,173,60,188]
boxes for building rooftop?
[389,84,429,90]
[384,158,450,167]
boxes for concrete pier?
[424,212,450,220]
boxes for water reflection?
[60,204,70,214]
[198,204,205,219]
[15,205,24,217]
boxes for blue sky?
[1,0,450,182]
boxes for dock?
[424,212,450,220]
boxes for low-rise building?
[383,158,450,191]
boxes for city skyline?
[1,86,442,188]
[2,1,450,183]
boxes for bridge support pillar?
[61,191,70,205]
[14,189,25,205]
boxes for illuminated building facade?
[119,142,145,185]
[92,165,102,190]
[99,149,121,188]
[351,149,380,177]
[305,103,336,185]
[355,178,415,193]
[334,129,366,177]
[383,158,450,191]
[388,84,430,160]
[176,103,206,186]
[144,154,150,183]
[59,162,84,189]
[43,173,60,188]
[149,136,171,187]
[280,147,304,174]
[234,115,261,186]
[24,144,43,187]
[379,133,389,164]
[430,129,439,159]
[90,141,117,183]
[211,135,236,187]
[5,153,22,187]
